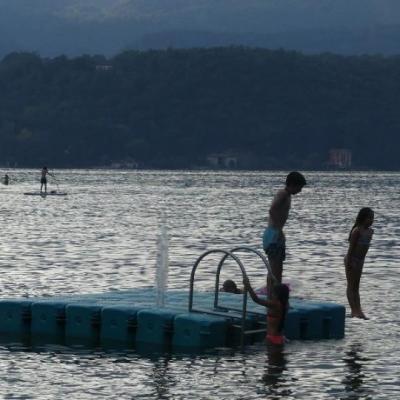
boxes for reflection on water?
[262,345,291,397]
[151,356,174,399]
[0,170,398,399]
[342,343,375,400]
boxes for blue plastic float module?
[100,305,140,344]
[0,299,32,335]
[0,289,345,349]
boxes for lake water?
[0,170,398,399]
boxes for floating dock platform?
[0,288,345,351]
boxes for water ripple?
[0,170,398,399]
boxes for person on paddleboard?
[3,174,9,185]
[40,166,54,193]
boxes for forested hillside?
[1,48,399,169]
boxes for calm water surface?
[0,170,398,399]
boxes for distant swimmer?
[40,166,54,193]
[3,174,9,185]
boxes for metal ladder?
[188,246,277,347]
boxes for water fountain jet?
[155,214,169,307]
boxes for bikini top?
[358,231,373,246]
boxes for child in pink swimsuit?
[243,277,289,345]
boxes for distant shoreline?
[1,166,399,173]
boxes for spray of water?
[155,214,169,307]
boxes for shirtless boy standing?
[263,171,306,294]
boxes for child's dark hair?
[286,171,306,187]
[222,279,241,294]
[273,283,290,332]
[348,207,374,241]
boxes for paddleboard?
[24,192,67,196]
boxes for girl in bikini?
[243,277,289,345]
[344,207,374,319]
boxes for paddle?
[50,173,60,192]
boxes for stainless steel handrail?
[188,249,249,346]
[214,246,276,310]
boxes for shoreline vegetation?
[1,47,399,170]
[1,166,398,173]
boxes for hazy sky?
[1,0,400,56]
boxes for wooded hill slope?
[1,48,399,169]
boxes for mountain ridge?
[2,1,400,57]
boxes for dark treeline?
[1,47,400,169]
